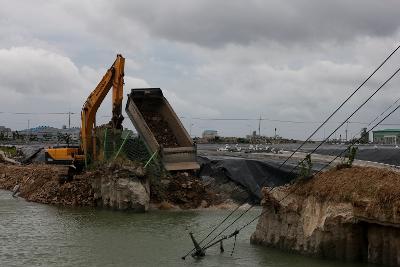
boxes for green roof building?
[372,129,400,144]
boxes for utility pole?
[190,123,194,137]
[189,117,193,137]
[27,119,30,143]
[258,115,261,136]
[68,112,71,129]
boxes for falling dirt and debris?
[142,111,179,148]
[150,171,225,209]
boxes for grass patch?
[0,146,17,157]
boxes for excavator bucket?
[125,88,199,171]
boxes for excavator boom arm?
[111,55,125,128]
[81,54,125,162]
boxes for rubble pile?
[0,163,94,206]
[142,111,179,147]
[0,161,234,210]
[151,172,224,209]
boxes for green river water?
[0,190,372,267]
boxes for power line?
[181,45,400,258]
[197,90,400,255]
[2,112,400,127]
[202,67,400,251]
[285,66,400,176]
[235,98,400,236]
[187,59,400,257]
[277,43,400,169]
[189,117,379,124]
[231,65,400,237]
[0,112,77,115]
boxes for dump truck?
[126,88,200,171]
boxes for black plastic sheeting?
[198,156,297,199]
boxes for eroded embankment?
[251,166,400,267]
[0,163,229,211]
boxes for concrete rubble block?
[92,172,150,212]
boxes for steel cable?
[235,100,400,234]
[191,64,400,254]
[277,44,400,169]
[180,45,400,259]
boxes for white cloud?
[0,46,149,129]
[1,1,400,139]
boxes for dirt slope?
[292,166,400,212]
[0,163,94,206]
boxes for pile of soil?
[142,111,179,148]
[0,163,94,206]
[151,172,225,209]
[0,162,231,210]
[292,166,400,211]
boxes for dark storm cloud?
[114,0,400,47]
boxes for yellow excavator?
[45,54,125,172]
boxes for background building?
[372,129,400,144]
[202,130,218,140]
[19,126,80,143]
[0,126,12,140]
[359,128,369,144]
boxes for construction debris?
[150,172,225,209]
[0,163,94,206]
[0,162,234,210]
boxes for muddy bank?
[251,166,400,266]
[0,163,234,211]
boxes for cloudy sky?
[0,0,399,140]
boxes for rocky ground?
[251,165,400,266]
